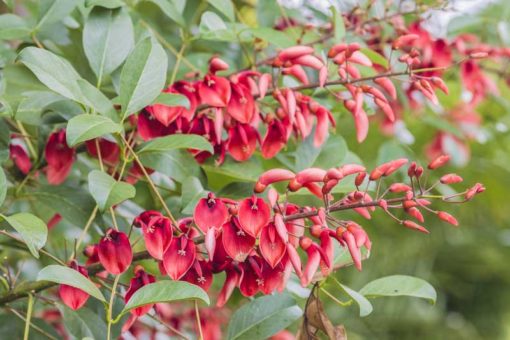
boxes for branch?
[0,196,408,306]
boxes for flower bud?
[440,173,463,184]
[403,220,429,234]
[437,211,459,226]
[428,154,450,170]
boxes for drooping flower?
[9,143,31,174]
[59,261,90,310]
[98,228,133,275]
[85,138,120,166]
[163,235,196,280]
[238,196,271,237]
[44,129,75,185]
[221,219,256,262]
[124,265,156,316]
[141,216,173,260]
[193,193,229,233]
[226,124,258,162]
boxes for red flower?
[227,82,256,123]
[148,81,198,126]
[44,129,75,185]
[141,216,173,260]
[163,235,196,280]
[238,196,270,237]
[193,193,229,233]
[261,119,289,159]
[9,143,31,174]
[125,266,156,317]
[98,228,133,275]
[59,261,89,310]
[221,219,256,262]
[198,75,231,107]
[182,260,213,291]
[259,223,286,268]
[226,124,258,162]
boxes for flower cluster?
[58,154,483,333]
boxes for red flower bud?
[440,173,463,184]
[392,34,419,49]
[403,220,429,234]
[98,229,133,275]
[437,211,459,226]
[428,154,450,170]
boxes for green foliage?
[66,115,122,146]
[88,170,135,211]
[122,281,210,315]
[227,293,303,340]
[0,213,47,258]
[37,265,106,301]
[360,275,437,304]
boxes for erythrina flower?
[238,196,271,237]
[193,193,229,232]
[58,261,90,310]
[141,216,173,260]
[259,223,287,268]
[44,129,75,185]
[124,266,156,317]
[98,228,133,275]
[227,124,258,162]
[9,143,31,174]
[198,74,231,107]
[182,260,213,291]
[147,81,198,126]
[163,235,196,280]
[221,218,256,262]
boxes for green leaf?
[77,80,118,121]
[137,134,213,154]
[119,38,168,117]
[138,149,201,183]
[0,14,30,40]
[26,185,96,228]
[148,0,186,27]
[59,305,108,340]
[15,91,66,125]
[18,47,84,102]
[0,213,47,258]
[66,114,122,147]
[227,293,303,340]
[180,176,207,214]
[37,265,106,302]
[152,92,190,109]
[122,281,209,315]
[85,0,125,8]
[359,275,437,304]
[294,134,347,171]
[331,6,345,41]
[0,168,7,207]
[248,27,294,48]
[203,156,263,183]
[83,7,134,83]
[200,11,227,30]
[360,48,388,68]
[208,0,235,22]
[337,283,373,317]
[36,0,80,31]
[88,170,135,211]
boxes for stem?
[320,287,352,307]
[106,275,121,340]
[7,307,57,340]
[16,121,37,161]
[23,293,34,340]
[70,205,99,261]
[194,300,204,340]
[170,43,187,84]
[139,20,199,72]
[120,135,177,224]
